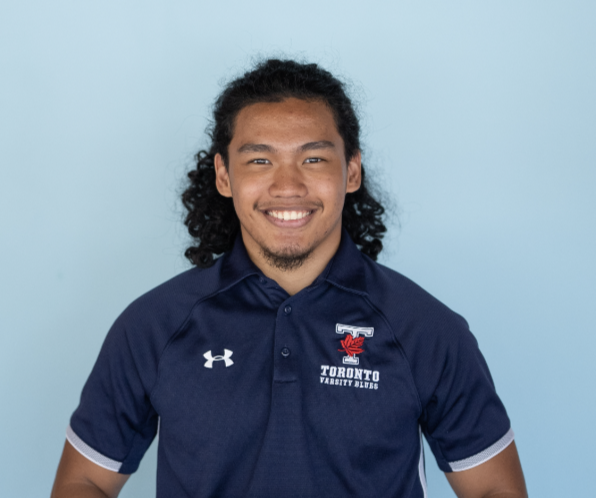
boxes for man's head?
[182,59,386,268]
[213,97,362,272]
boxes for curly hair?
[182,59,386,268]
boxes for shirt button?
[284,305,292,314]
[259,277,266,283]
[281,347,291,358]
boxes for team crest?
[319,324,379,390]
[336,323,374,365]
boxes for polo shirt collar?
[219,232,262,289]
[324,227,368,296]
[219,228,368,296]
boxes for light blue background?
[1,1,594,496]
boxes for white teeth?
[267,210,311,220]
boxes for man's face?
[214,97,361,271]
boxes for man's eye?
[251,158,270,164]
[304,157,323,164]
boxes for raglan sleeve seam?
[368,300,461,467]
[148,290,225,402]
[381,312,457,467]
[362,295,424,417]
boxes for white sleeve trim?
[448,428,515,472]
[66,425,123,472]
[418,426,428,498]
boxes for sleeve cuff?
[66,425,123,472]
[448,428,515,472]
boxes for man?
[52,59,527,497]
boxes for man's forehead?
[230,99,342,151]
[234,98,337,130]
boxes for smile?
[266,210,313,221]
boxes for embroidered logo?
[336,323,374,365]
[203,349,234,368]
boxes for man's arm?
[445,441,528,498]
[51,440,130,498]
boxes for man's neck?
[241,228,341,296]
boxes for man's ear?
[214,153,233,198]
[346,150,362,194]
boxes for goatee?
[260,246,312,271]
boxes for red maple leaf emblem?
[338,335,365,357]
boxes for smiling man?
[52,59,527,498]
[214,97,362,296]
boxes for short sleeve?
[68,313,159,474]
[419,325,513,472]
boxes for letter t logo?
[336,323,374,365]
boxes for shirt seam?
[148,272,257,402]
[113,324,162,469]
[361,296,424,417]
[419,316,473,466]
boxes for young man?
[52,59,528,497]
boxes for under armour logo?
[203,349,234,368]
[336,324,374,365]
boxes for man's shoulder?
[360,256,469,334]
[360,256,479,400]
[113,258,226,342]
[360,256,447,309]
[134,259,223,308]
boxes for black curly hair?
[182,59,387,268]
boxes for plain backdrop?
[1,1,594,496]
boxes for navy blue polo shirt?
[68,229,513,497]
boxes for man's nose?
[269,163,307,197]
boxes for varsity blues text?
[320,365,379,390]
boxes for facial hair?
[260,244,313,272]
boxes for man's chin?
[260,245,313,272]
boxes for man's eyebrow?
[237,141,336,154]
[237,143,278,153]
[298,141,335,152]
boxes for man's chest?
[151,287,420,441]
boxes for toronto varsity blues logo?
[320,323,380,390]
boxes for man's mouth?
[266,210,313,221]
